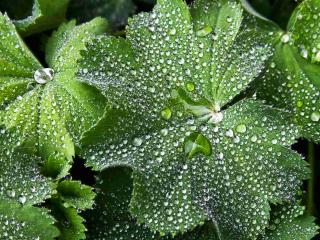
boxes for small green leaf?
[7,0,70,36]
[0,199,60,240]
[57,180,95,210]
[50,199,86,240]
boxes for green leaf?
[46,17,109,71]
[50,199,86,240]
[261,202,319,239]
[11,0,69,36]
[255,0,320,142]
[57,180,95,210]
[288,0,320,63]
[0,13,107,178]
[67,0,135,30]
[0,129,55,205]
[78,0,309,238]
[85,167,160,240]
[0,199,60,239]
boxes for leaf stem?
[307,142,315,215]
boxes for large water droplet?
[184,132,212,158]
[186,82,195,92]
[281,34,290,43]
[161,108,172,120]
[296,100,303,108]
[133,138,143,146]
[6,189,15,198]
[236,124,247,133]
[18,195,26,204]
[34,68,54,84]
[311,112,320,122]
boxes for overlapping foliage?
[0,0,319,239]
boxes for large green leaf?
[0,13,108,178]
[255,0,320,142]
[0,199,60,239]
[78,0,309,238]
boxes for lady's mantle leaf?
[50,199,86,240]
[0,128,54,205]
[261,202,319,239]
[85,167,160,240]
[288,0,320,64]
[57,180,95,210]
[9,0,69,36]
[0,13,107,177]
[0,199,60,240]
[46,17,109,72]
[78,0,309,238]
[255,0,320,142]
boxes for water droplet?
[184,132,212,158]
[6,189,15,198]
[161,108,172,120]
[226,16,232,23]
[236,175,243,181]
[18,195,26,204]
[34,68,54,84]
[301,49,308,59]
[270,62,276,68]
[225,129,234,138]
[169,28,176,35]
[311,112,320,122]
[196,26,213,37]
[186,82,195,92]
[133,138,143,146]
[208,112,224,124]
[281,34,290,43]
[296,100,303,108]
[160,129,168,136]
[251,135,258,142]
[236,124,247,133]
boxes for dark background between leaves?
[0,0,319,238]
